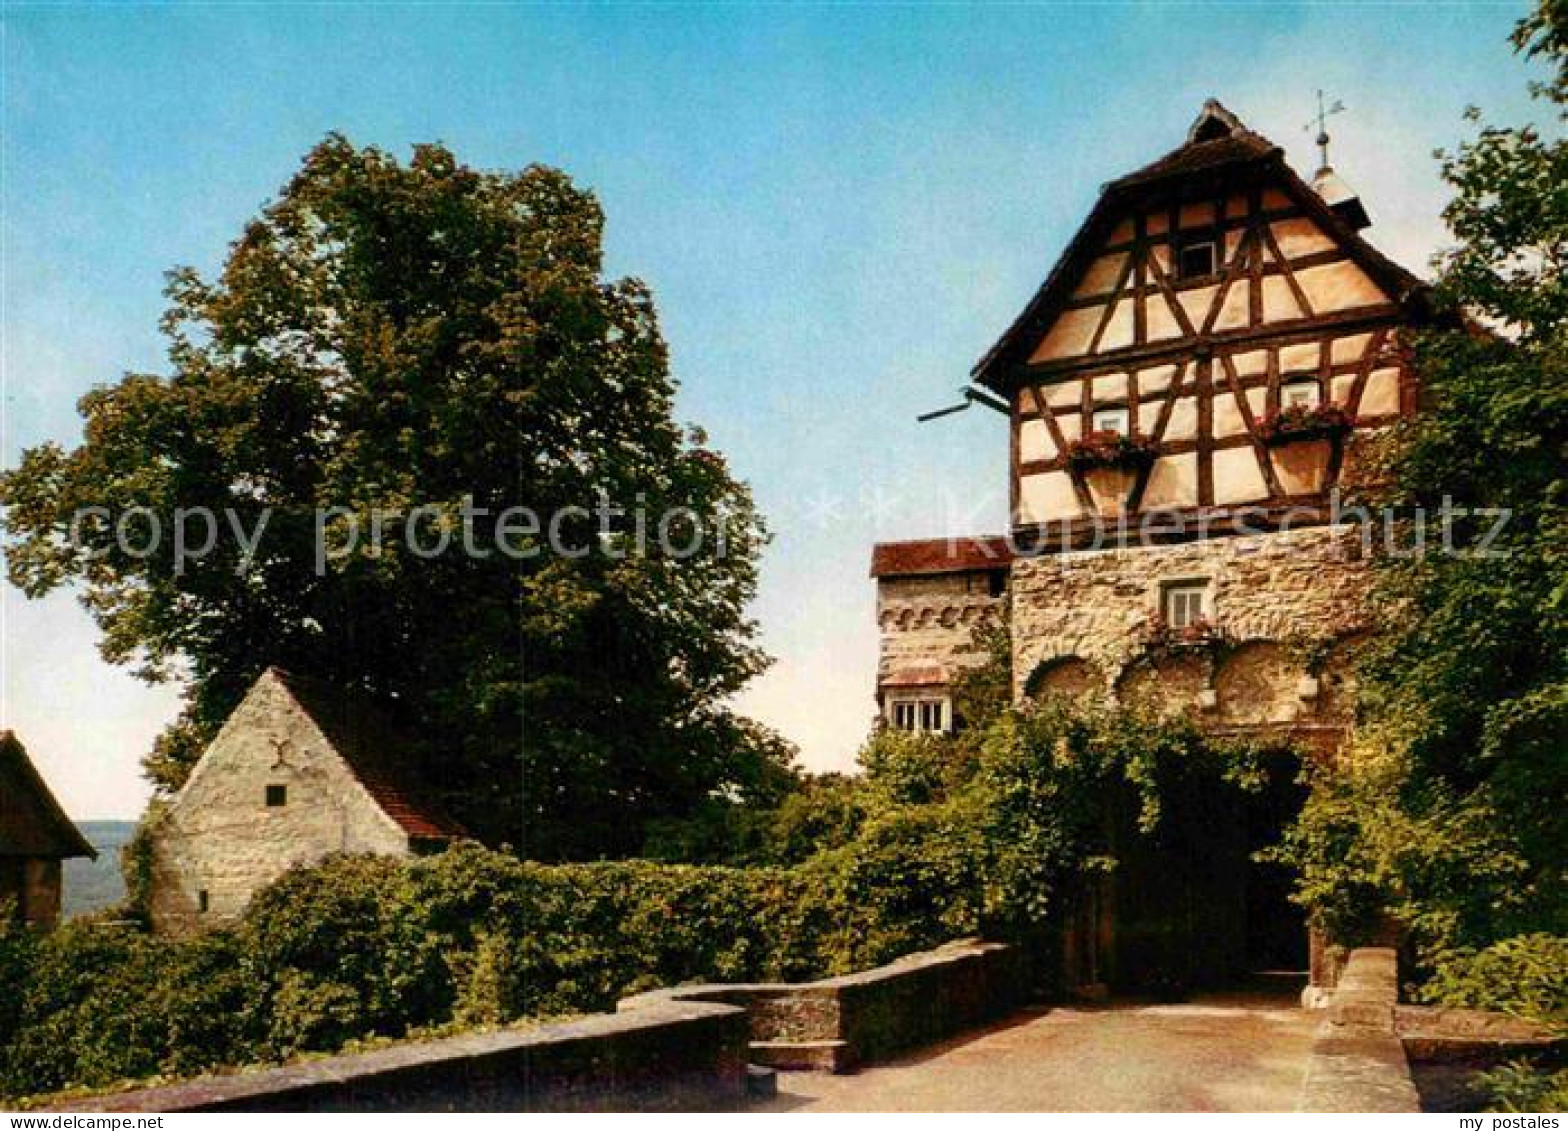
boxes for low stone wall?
[619,938,1024,1073]
[1298,947,1421,1113]
[49,999,750,1113]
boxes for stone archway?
[1213,641,1303,726]
[1114,651,1209,716]
[1024,655,1105,703]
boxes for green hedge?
[0,841,987,1101]
[0,700,1249,1103]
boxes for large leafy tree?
[2,137,790,858]
[1284,1,1567,955]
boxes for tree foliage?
[0,137,790,857]
[1278,1,1568,969]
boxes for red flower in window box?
[1065,429,1159,471]
[1255,403,1354,446]
[1137,612,1224,652]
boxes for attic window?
[889,697,950,734]
[1092,406,1130,436]
[1192,116,1232,143]
[265,784,288,808]
[1177,240,1217,280]
[1282,377,1322,409]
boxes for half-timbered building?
[871,100,1430,993]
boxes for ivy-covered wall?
[1012,524,1372,736]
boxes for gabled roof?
[972,99,1428,392]
[0,731,96,860]
[870,535,1014,578]
[266,668,468,842]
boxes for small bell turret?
[1304,90,1371,231]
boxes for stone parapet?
[48,999,751,1113]
[1298,947,1421,1113]
[620,938,1025,1073]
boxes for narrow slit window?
[198,890,210,914]
[1177,240,1216,280]
[265,784,288,808]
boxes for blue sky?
[0,0,1543,818]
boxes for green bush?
[244,855,455,1056]
[1474,1062,1568,1113]
[1420,934,1568,1028]
[0,700,1266,1104]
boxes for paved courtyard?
[763,981,1317,1112]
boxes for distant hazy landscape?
[63,820,134,918]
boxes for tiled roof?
[881,661,952,688]
[0,731,95,860]
[971,99,1429,391]
[269,669,468,842]
[1110,130,1276,190]
[870,535,1014,578]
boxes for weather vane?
[1303,89,1346,173]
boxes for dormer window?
[1281,377,1322,409]
[1176,240,1217,280]
[1092,406,1130,436]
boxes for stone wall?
[1011,523,1371,737]
[620,938,1024,1073]
[49,998,751,1113]
[876,571,1005,696]
[1298,947,1421,1112]
[148,672,413,935]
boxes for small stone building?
[0,730,96,928]
[146,667,465,935]
[871,535,1011,732]
[872,100,1429,991]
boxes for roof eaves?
[0,732,96,860]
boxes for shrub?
[1474,1062,1568,1113]
[759,775,866,864]
[0,700,1266,1104]
[1,922,176,1096]
[243,855,454,1056]
[1420,934,1568,1028]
